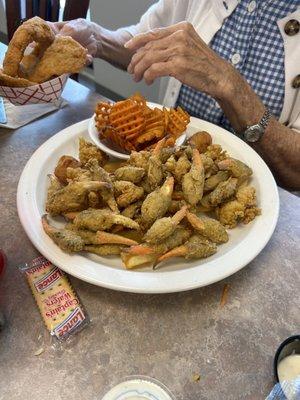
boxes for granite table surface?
[0,43,299,400]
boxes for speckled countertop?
[0,43,299,400]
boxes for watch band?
[259,108,272,130]
[243,108,272,143]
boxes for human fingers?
[127,32,175,73]
[124,21,196,50]
[47,21,67,35]
[142,60,176,85]
[130,48,172,82]
[128,31,190,81]
[86,54,94,65]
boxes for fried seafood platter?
[43,132,261,271]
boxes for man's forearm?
[90,23,134,70]
[217,66,300,190]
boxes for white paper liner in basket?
[0,73,69,106]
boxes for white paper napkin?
[0,97,67,129]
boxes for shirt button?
[231,53,241,65]
[284,19,300,36]
[292,74,300,89]
[247,1,256,13]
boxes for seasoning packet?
[20,256,89,340]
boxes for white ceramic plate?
[88,101,186,159]
[17,114,279,294]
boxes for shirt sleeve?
[123,0,189,37]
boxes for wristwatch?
[242,108,272,143]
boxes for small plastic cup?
[101,376,176,400]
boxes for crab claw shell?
[121,251,157,269]
[96,231,138,246]
[125,244,155,255]
[63,211,80,221]
[186,211,205,230]
[154,245,187,268]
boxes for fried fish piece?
[0,69,35,87]
[28,36,87,83]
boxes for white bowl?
[88,101,186,159]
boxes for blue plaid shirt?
[176,0,299,132]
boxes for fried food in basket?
[1,17,87,89]
[0,69,35,87]
[28,36,87,83]
[3,17,54,77]
[94,93,190,152]
[43,134,261,270]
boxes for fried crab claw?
[155,234,217,268]
[147,137,167,190]
[95,231,138,246]
[114,166,145,183]
[46,180,111,215]
[121,226,191,269]
[143,205,188,244]
[74,209,140,231]
[113,180,144,208]
[141,176,174,227]
[42,215,84,252]
[186,211,229,244]
[84,244,123,256]
[182,148,205,205]
[65,225,138,246]
[208,177,238,206]
[217,158,253,184]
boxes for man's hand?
[125,22,236,101]
[48,18,98,64]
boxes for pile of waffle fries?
[94,93,190,151]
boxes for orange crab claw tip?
[127,245,154,255]
[186,211,205,230]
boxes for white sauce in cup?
[278,354,300,382]
[102,377,174,400]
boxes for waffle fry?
[109,99,145,140]
[134,107,165,148]
[94,93,190,152]
[95,101,112,132]
[167,106,190,138]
